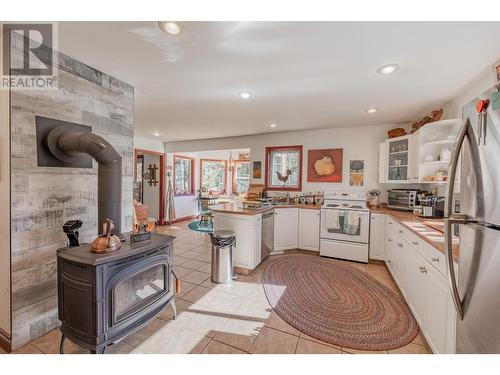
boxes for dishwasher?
[261,210,274,261]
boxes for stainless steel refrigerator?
[445,84,500,353]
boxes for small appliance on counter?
[367,189,381,208]
[417,196,445,218]
[387,189,421,211]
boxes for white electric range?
[319,192,369,263]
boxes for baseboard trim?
[234,266,252,276]
[172,215,197,223]
[0,329,11,353]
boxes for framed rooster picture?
[307,148,343,183]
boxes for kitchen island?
[211,201,321,273]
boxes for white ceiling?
[58,21,500,142]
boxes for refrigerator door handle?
[445,117,484,219]
[444,216,476,320]
[445,117,483,321]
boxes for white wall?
[166,124,400,203]
[0,28,11,341]
[134,135,165,154]
[442,67,497,119]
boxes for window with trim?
[265,146,303,191]
[232,160,250,194]
[200,159,227,194]
[173,155,194,196]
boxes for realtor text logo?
[1,22,58,90]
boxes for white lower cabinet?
[369,213,386,260]
[404,244,427,328]
[299,209,320,251]
[274,208,299,251]
[383,214,457,353]
[424,263,457,354]
[213,212,262,270]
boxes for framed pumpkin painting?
[307,149,343,182]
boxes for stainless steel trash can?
[210,230,236,284]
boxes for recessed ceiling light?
[153,132,160,137]
[158,21,182,36]
[376,63,400,75]
[366,108,378,114]
[269,122,277,128]
[238,90,252,100]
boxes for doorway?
[134,149,165,225]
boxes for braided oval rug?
[262,254,418,351]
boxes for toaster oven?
[387,189,420,211]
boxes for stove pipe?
[55,131,122,235]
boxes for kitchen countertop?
[210,202,321,215]
[371,206,459,262]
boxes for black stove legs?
[59,332,65,354]
[59,331,106,354]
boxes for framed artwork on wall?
[307,148,343,183]
[349,159,364,186]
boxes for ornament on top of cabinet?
[387,128,407,138]
[410,108,443,134]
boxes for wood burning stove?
[57,233,176,354]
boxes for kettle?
[91,218,122,254]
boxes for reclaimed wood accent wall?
[9,33,134,349]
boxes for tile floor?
[3,220,432,355]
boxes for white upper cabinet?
[379,120,460,184]
[384,134,418,183]
[274,208,299,251]
[299,209,320,251]
[416,119,461,185]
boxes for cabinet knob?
[420,266,427,274]
[412,241,418,246]
[387,238,393,242]
[398,230,403,234]
[431,257,439,262]
[397,242,403,248]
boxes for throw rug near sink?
[262,254,419,351]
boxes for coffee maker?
[418,196,445,218]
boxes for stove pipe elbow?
[56,131,122,235]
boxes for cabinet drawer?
[405,231,429,259]
[386,217,398,234]
[428,246,446,275]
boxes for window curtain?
[166,171,176,223]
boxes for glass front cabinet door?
[385,135,418,183]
